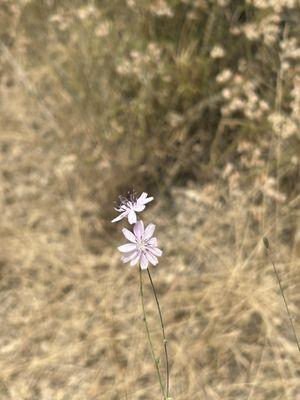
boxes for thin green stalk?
[263,237,300,352]
[139,268,166,398]
[147,269,170,398]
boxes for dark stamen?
[118,189,137,206]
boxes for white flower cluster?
[112,191,163,270]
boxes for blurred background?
[0,1,300,399]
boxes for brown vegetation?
[0,1,299,399]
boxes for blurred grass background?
[0,1,300,399]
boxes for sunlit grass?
[0,1,299,399]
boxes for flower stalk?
[139,268,166,398]
[147,268,170,398]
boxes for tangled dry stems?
[0,1,300,399]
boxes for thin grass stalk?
[263,237,300,352]
[139,268,166,399]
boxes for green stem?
[147,269,170,398]
[139,268,166,398]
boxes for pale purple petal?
[136,192,147,203]
[133,203,146,212]
[134,220,144,239]
[121,250,138,263]
[111,212,127,223]
[128,209,137,224]
[130,252,141,266]
[137,192,154,205]
[143,223,156,240]
[118,243,137,253]
[140,254,149,270]
[148,237,158,246]
[142,196,154,204]
[149,246,163,257]
[114,205,127,212]
[122,228,137,243]
[145,251,158,266]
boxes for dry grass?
[0,1,300,399]
[0,122,299,399]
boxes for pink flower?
[118,220,163,269]
[111,192,153,224]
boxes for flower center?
[137,240,146,252]
[118,190,137,207]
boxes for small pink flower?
[118,220,163,269]
[111,192,153,224]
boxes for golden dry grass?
[0,119,299,398]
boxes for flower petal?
[121,251,138,263]
[140,253,149,270]
[118,243,137,253]
[148,237,158,246]
[143,223,156,240]
[133,203,146,212]
[149,246,163,257]
[128,209,137,224]
[111,212,126,223]
[134,220,144,239]
[145,251,158,266]
[130,252,141,266]
[136,192,147,203]
[142,196,154,204]
[137,192,153,205]
[114,204,127,212]
[122,228,137,243]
